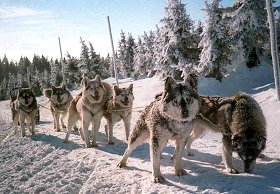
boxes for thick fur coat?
[117,75,200,183]
[187,92,266,173]
[64,75,113,147]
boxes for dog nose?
[182,109,189,118]
[124,96,128,102]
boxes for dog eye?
[186,97,193,103]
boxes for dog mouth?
[91,95,100,101]
[121,100,130,106]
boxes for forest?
[0,0,279,100]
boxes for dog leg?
[30,116,36,135]
[186,125,206,156]
[13,113,19,135]
[150,136,166,183]
[123,113,132,141]
[63,113,78,143]
[54,113,61,132]
[222,135,239,174]
[19,113,26,137]
[117,125,149,168]
[91,116,102,147]
[61,112,67,128]
[107,120,115,145]
[174,138,188,176]
[82,118,91,147]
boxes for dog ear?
[232,135,243,151]
[95,74,102,84]
[257,136,266,150]
[62,84,66,90]
[114,85,122,96]
[128,84,133,93]
[83,76,89,88]
[184,73,198,90]
[164,77,175,93]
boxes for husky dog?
[187,93,267,173]
[44,85,73,132]
[10,88,38,137]
[103,84,134,144]
[117,76,200,183]
[64,75,113,147]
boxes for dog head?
[82,75,106,104]
[17,88,35,106]
[160,74,200,122]
[50,85,69,104]
[113,84,134,107]
[232,134,266,173]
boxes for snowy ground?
[1,62,280,194]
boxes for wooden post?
[26,66,30,86]
[266,0,280,100]
[107,16,119,87]
[58,37,66,85]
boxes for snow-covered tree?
[197,0,232,81]
[134,37,146,77]
[117,31,135,78]
[79,37,91,77]
[230,0,268,68]
[155,0,196,79]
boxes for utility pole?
[266,0,280,100]
[58,37,65,85]
[107,16,119,87]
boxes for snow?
[1,61,280,194]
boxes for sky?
[0,0,279,62]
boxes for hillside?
[0,61,279,193]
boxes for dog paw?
[153,175,165,183]
[91,143,99,147]
[108,141,115,145]
[63,140,68,143]
[188,152,194,156]
[175,169,188,176]
[227,168,239,174]
[117,162,126,168]
[56,129,61,132]
[62,124,66,128]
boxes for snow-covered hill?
[0,62,280,194]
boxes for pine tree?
[118,30,128,77]
[126,33,135,77]
[79,37,91,77]
[230,0,268,68]
[197,0,232,81]
[134,37,146,77]
[155,0,196,79]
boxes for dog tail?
[43,88,52,99]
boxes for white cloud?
[0,5,52,19]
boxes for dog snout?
[124,96,128,102]
[94,91,99,96]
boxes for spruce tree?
[155,0,196,79]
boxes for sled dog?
[64,75,113,147]
[187,93,267,173]
[10,88,38,137]
[44,85,73,132]
[104,84,134,144]
[117,75,200,183]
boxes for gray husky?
[44,85,73,132]
[104,84,134,144]
[10,88,38,137]
[187,93,267,173]
[117,76,200,183]
[63,75,113,147]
